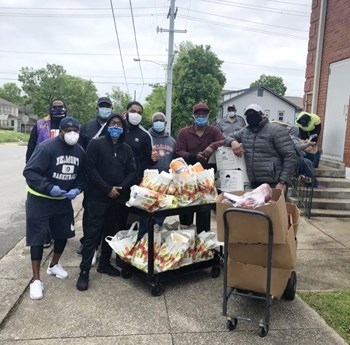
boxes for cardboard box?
[218,169,250,192]
[215,147,247,171]
[286,203,300,236]
[227,258,292,299]
[216,189,289,244]
[228,224,296,269]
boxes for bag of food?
[193,231,219,262]
[140,169,160,191]
[127,185,160,211]
[195,168,217,202]
[234,183,272,209]
[173,173,199,206]
[105,222,139,262]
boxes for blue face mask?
[50,106,66,118]
[153,121,165,132]
[194,117,208,127]
[98,107,112,119]
[108,127,123,139]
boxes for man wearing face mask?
[76,96,113,257]
[26,98,68,248]
[26,99,68,163]
[23,117,85,300]
[224,104,296,192]
[216,104,246,138]
[175,102,225,232]
[77,113,137,291]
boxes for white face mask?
[227,111,236,117]
[128,112,142,126]
[64,131,79,145]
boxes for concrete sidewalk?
[0,196,349,344]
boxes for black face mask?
[246,110,262,127]
[50,106,67,118]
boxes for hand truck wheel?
[227,318,237,331]
[258,324,269,337]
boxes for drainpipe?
[311,0,328,113]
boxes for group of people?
[23,96,321,300]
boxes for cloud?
[0,0,311,103]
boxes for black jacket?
[86,134,137,201]
[78,117,107,151]
[124,125,155,181]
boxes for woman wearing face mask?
[23,117,86,300]
[77,113,137,291]
[216,104,246,138]
[224,104,297,192]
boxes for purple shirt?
[175,124,225,168]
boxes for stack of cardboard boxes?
[215,147,250,191]
[216,189,300,299]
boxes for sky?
[0,0,312,104]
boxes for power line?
[129,0,145,99]
[177,6,308,32]
[199,0,310,16]
[178,15,308,40]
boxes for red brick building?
[304,0,350,172]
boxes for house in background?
[304,0,350,176]
[0,98,19,130]
[219,87,302,124]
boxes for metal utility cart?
[222,208,297,338]
[116,203,221,296]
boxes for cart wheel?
[258,324,269,337]
[283,271,297,301]
[211,265,221,278]
[150,283,164,297]
[121,269,132,279]
[227,318,237,331]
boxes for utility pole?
[157,0,186,134]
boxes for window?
[258,88,264,97]
[11,120,15,126]
[278,111,284,121]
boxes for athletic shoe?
[46,263,68,279]
[30,280,44,300]
[43,240,52,249]
[76,243,83,255]
[76,271,89,291]
[97,264,120,277]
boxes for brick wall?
[304,0,350,166]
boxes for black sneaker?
[76,271,89,291]
[43,240,52,249]
[97,264,120,277]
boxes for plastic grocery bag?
[105,222,139,261]
[173,173,199,206]
[129,231,162,272]
[127,185,160,211]
[195,168,217,202]
[193,231,220,262]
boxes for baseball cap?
[97,97,112,106]
[192,103,209,113]
[227,104,236,110]
[59,117,80,131]
[244,104,263,114]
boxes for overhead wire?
[129,0,145,99]
[110,0,129,94]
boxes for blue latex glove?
[64,188,80,200]
[50,185,67,197]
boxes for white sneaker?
[30,280,44,300]
[91,250,98,267]
[46,263,68,279]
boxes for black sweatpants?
[80,199,123,272]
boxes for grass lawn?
[0,130,29,143]
[298,291,350,344]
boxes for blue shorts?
[26,194,75,246]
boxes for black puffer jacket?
[225,118,297,185]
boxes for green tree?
[106,86,132,113]
[142,84,166,129]
[250,74,287,96]
[0,83,24,105]
[18,63,98,123]
[172,42,226,135]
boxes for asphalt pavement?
[0,194,349,344]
